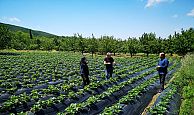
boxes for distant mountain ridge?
[0,22,58,37]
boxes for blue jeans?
[105,67,113,79]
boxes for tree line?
[0,25,194,56]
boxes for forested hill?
[0,22,57,37]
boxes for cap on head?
[107,52,111,56]
[82,53,86,57]
[160,52,165,57]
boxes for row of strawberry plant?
[63,59,177,115]
[0,55,157,113]
[0,53,149,96]
[147,84,180,115]
[26,59,158,114]
[99,63,178,115]
[62,68,157,114]
[100,76,159,115]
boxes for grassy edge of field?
[172,53,194,115]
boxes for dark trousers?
[81,74,90,86]
[106,67,113,79]
[159,74,166,90]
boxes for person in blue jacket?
[156,52,169,92]
[80,57,90,86]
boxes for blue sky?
[0,0,194,39]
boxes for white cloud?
[145,0,160,8]
[0,16,21,23]
[187,8,194,17]
[172,14,178,18]
[145,0,174,8]
[9,17,21,22]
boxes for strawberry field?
[0,52,181,115]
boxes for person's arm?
[112,58,116,65]
[80,64,84,74]
[157,60,159,66]
[86,65,89,75]
[104,61,111,64]
[164,59,169,68]
[156,60,161,71]
[104,58,111,64]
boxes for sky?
[0,0,194,39]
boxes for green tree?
[53,37,61,51]
[98,36,115,54]
[173,28,194,55]
[88,34,98,57]
[0,25,12,49]
[66,37,76,52]
[29,29,33,39]
[120,40,128,54]
[36,38,41,49]
[76,34,86,54]
[139,32,159,56]
[127,37,140,57]
[41,37,53,50]
[111,38,120,56]
[12,31,30,50]
[165,35,175,56]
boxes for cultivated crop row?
[0,52,179,115]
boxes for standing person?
[104,52,115,79]
[156,52,169,92]
[80,57,90,86]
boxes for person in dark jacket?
[80,57,90,86]
[104,52,115,79]
[156,52,169,92]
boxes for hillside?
[0,22,57,37]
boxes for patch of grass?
[172,53,194,115]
